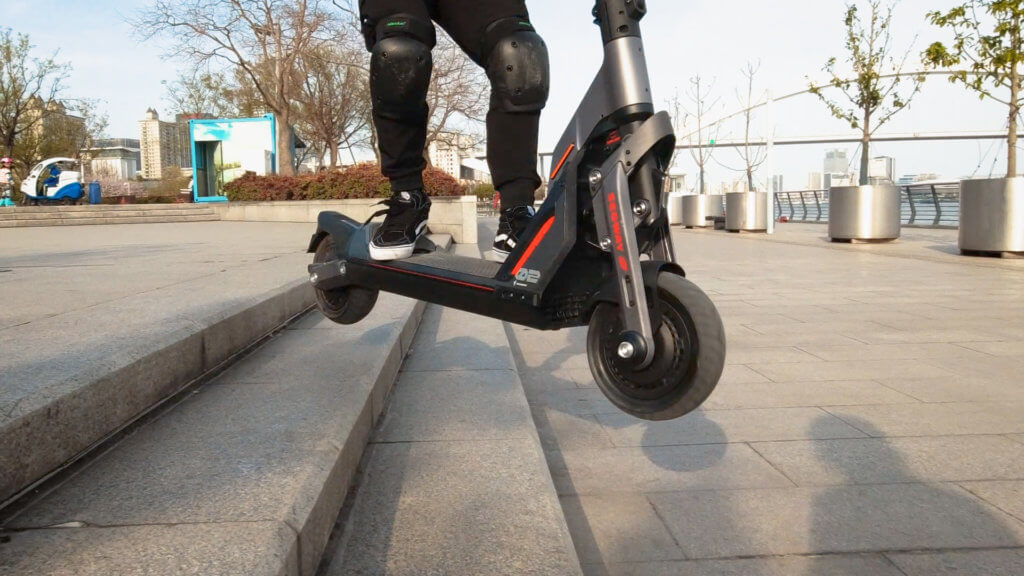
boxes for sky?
[4,0,1014,190]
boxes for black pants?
[361,0,543,209]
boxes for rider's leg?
[360,0,437,260]
[435,1,550,259]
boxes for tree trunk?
[1009,54,1020,177]
[860,110,871,186]
[328,142,339,168]
[747,169,754,192]
[277,119,295,176]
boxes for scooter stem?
[593,0,648,45]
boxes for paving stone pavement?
[505,224,1024,576]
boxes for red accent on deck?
[512,216,556,276]
[368,263,495,292]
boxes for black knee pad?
[483,18,550,113]
[370,15,435,120]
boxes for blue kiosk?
[189,114,280,203]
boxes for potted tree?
[811,0,924,242]
[925,0,1024,256]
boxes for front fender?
[307,211,361,254]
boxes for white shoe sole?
[369,241,416,261]
[489,247,510,262]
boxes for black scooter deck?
[398,252,503,279]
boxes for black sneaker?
[491,205,536,261]
[367,189,431,260]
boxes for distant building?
[771,175,784,193]
[460,157,492,184]
[82,138,141,180]
[666,171,687,194]
[870,156,895,183]
[824,149,849,174]
[807,172,823,190]
[138,109,191,180]
[896,173,940,186]
[824,173,854,189]
[428,134,477,180]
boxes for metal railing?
[774,182,962,228]
[775,190,830,223]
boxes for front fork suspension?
[591,162,657,369]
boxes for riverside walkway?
[516,223,1024,575]
[1,220,1023,575]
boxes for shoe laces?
[364,198,402,226]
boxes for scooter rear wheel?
[313,236,379,325]
[587,273,725,421]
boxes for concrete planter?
[667,193,685,225]
[725,192,768,232]
[681,195,710,228]
[211,196,478,244]
[828,184,901,242]
[706,194,726,218]
[959,177,1024,255]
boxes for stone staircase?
[0,204,220,228]
[0,233,582,576]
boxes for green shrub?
[468,182,496,200]
[224,163,466,202]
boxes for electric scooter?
[307,0,726,421]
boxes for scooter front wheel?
[587,273,725,421]
[313,236,379,325]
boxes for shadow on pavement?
[806,414,1024,575]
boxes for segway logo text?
[607,193,628,271]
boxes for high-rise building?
[771,175,784,193]
[807,172,823,190]
[138,109,191,180]
[428,133,477,180]
[824,149,849,174]
[824,149,853,189]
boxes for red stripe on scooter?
[549,144,575,180]
[512,216,555,276]
[368,263,495,293]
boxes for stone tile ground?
[506,224,1024,576]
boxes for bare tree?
[329,1,487,164]
[13,98,107,182]
[0,30,71,166]
[735,62,768,191]
[162,70,239,118]
[136,0,336,176]
[810,0,924,186]
[424,33,488,160]
[682,76,720,195]
[294,34,371,167]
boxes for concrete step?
[0,297,428,576]
[320,245,583,576]
[0,209,217,221]
[0,233,449,576]
[0,230,319,505]
[0,204,211,213]
[0,214,220,227]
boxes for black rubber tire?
[587,273,726,421]
[312,236,379,325]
